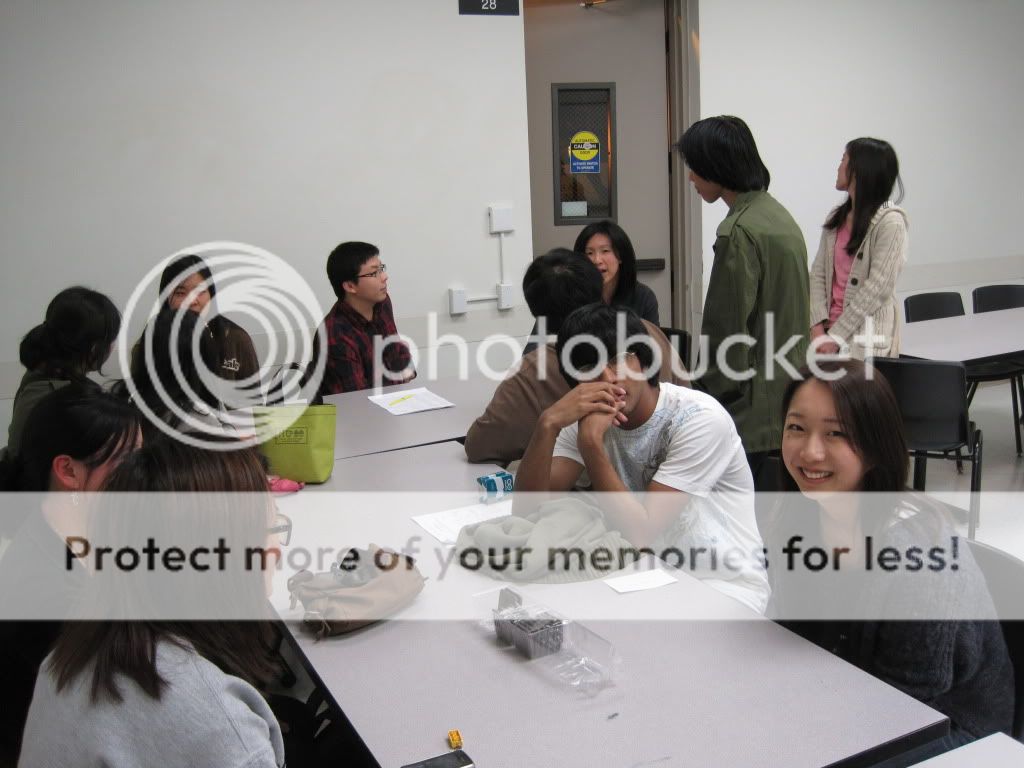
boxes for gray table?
[312,441,503,491]
[905,733,1024,766]
[274,452,948,768]
[900,307,1024,364]
[322,376,498,460]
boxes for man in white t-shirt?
[516,303,769,612]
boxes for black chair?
[903,291,1022,455]
[966,539,1024,740]
[972,283,1024,314]
[904,291,966,323]
[869,358,983,537]
[659,326,691,371]
[973,283,1024,434]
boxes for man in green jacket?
[677,116,809,480]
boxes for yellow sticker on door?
[569,131,600,174]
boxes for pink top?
[829,221,853,324]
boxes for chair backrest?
[973,284,1024,314]
[659,326,691,370]
[869,358,970,451]
[904,291,965,323]
[965,539,1024,739]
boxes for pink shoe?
[268,475,305,495]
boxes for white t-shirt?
[553,383,769,612]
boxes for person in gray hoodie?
[19,439,288,768]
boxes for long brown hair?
[825,138,901,256]
[48,437,282,703]
[780,360,908,493]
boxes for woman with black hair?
[5,286,120,458]
[676,116,809,475]
[573,220,659,324]
[0,383,142,762]
[120,304,234,431]
[768,361,1012,763]
[19,438,286,767]
[810,139,908,358]
[155,254,261,384]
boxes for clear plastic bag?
[488,587,621,696]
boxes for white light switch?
[448,287,467,315]
[488,204,514,234]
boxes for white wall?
[0,0,535,393]
[697,0,1024,297]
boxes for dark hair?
[780,360,908,493]
[572,220,639,305]
[123,306,222,421]
[0,382,142,495]
[556,303,659,388]
[48,437,281,704]
[522,248,603,334]
[326,241,379,299]
[676,115,770,193]
[19,287,120,378]
[825,138,901,256]
[159,254,215,301]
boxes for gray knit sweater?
[19,642,285,768]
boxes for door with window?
[525,0,674,323]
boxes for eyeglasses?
[356,263,387,280]
[267,511,292,546]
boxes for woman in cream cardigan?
[810,138,908,359]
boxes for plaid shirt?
[317,296,414,394]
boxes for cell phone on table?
[400,749,475,768]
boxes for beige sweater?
[809,204,909,359]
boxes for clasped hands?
[539,382,628,448]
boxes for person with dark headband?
[157,254,261,384]
[18,438,287,767]
[5,286,120,459]
[676,116,809,479]
[0,383,143,763]
[810,138,908,358]
[465,249,684,465]
[514,303,768,612]
[312,241,414,395]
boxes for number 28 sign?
[458,0,520,15]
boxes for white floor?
[920,381,1024,561]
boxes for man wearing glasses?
[314,241,415,394]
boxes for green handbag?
[255,404,337,483]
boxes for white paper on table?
[367,387,455,415]
[412,501,512,545]
[604,568,678,594]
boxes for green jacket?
[698,191,809,453]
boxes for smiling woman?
[780,360,907,494]
[768,360,1014,762]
